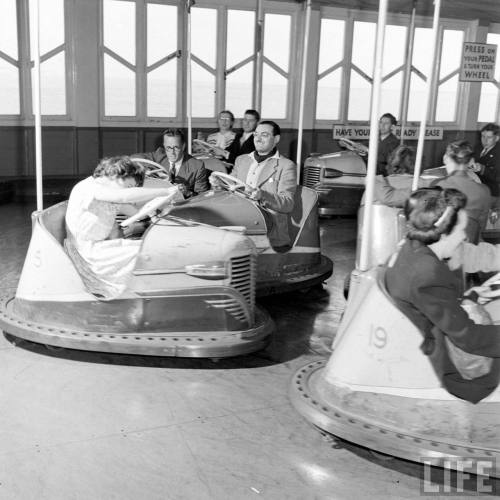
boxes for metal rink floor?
[0,202,496,500]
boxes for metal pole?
[358,0,389,272]
[399,2,416,145]
[33,0,43,211]
[295,0,312,183]
[412,0,442,190]
[186,1,193,154]
[253,0,264,110]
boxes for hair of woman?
[387,145,416,175]
[93,156,145,186]
[445,140,474,166]
[404,187,467,244]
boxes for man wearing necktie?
[133,129,209,198]
[221,120,297,248]
[472,123,500,207]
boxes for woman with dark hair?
[65,156,177,298]
[385,187,500,403]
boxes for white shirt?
[245,150,280,188]
[168,158,183,176]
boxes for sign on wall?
[459,42,497,82]
[332,125,443,141]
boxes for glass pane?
[32,51,66,115]
[352,21,376,76]
[191,7,217,68]
[226,62,254,118]
[440,29,463,78]
[412,27,433,77]
[383,25,406,75]
[478,82,499,123]
[192,61,215,117]
[264,14,291,71]
[380,73,402,120]
[147,61,176,117]
[487,33,500,80]
[435,75,458,122]
[407,72,426,122]
[103,0,136,64]
[147,4,177,66]
[227,10,255,69]
[348,70,371,121]
[262,63,287,119]
[104,54,136,116]
[318,19,345,74]
[0,0,18,59]
[0,59,19,114]
[29,0,64,56]
[316,69,342,120]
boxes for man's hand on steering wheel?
[209,172,259,201]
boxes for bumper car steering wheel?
[131,158,169,180]
[338,138,368,157]
[210,171,256,201]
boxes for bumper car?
[0,199,273,357]
[302,142,366,216]
[289,267,500,477]
[167,172,333,296]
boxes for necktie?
[169,162,176,183]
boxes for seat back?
[289,185,320,248]
[39,201,68,246]
[355,204,406,268]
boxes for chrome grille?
[303,166,321,187]
[204,253,255,326]
[230,254,256,313]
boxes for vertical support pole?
[253,0,264,110]
[33,0,43,211]
[412,0,442,190]
[296,0,312,184]
[358,0,388,272]
[186,1,193,154]
[399,2,416,144]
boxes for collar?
[253,148,279,164]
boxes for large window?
[0,0,69,118]
[316,11,467,126]
[478,32,500,123]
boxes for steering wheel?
[210,171,255,200]
[338,138,368,157]
[131,158,169,179]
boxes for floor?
[0,202,495,499]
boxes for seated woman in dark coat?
[385,187,500,404]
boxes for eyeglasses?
[165,146,181,152]
[253,132,273,139]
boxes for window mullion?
[341,15,354,123]
[137,0,146,122]
[19,0,32,120]
[217,6,227,114]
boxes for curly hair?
[444,140,474,166]
[387,145,415,175]
[404,187,467,244]
[93,156,145,186]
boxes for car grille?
[205,254,256,326]
[303,166,321,187]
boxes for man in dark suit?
[133,129,209,198]
[210,109,260,168]
[473,122,500,206]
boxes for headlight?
[323,168,344,179]
[185,261,228,279]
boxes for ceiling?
[286,1,500,25]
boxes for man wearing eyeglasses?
[231,120,297,248]
[133,128,209,198]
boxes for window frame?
[314,6,473,130]
[0,0,73,125]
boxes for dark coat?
[385,239,500,404]
[475,142,500,197]
[133,149,209,198]
[377,133,400,176]
[226,132,256,165]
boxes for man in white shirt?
[231,120,297,248]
